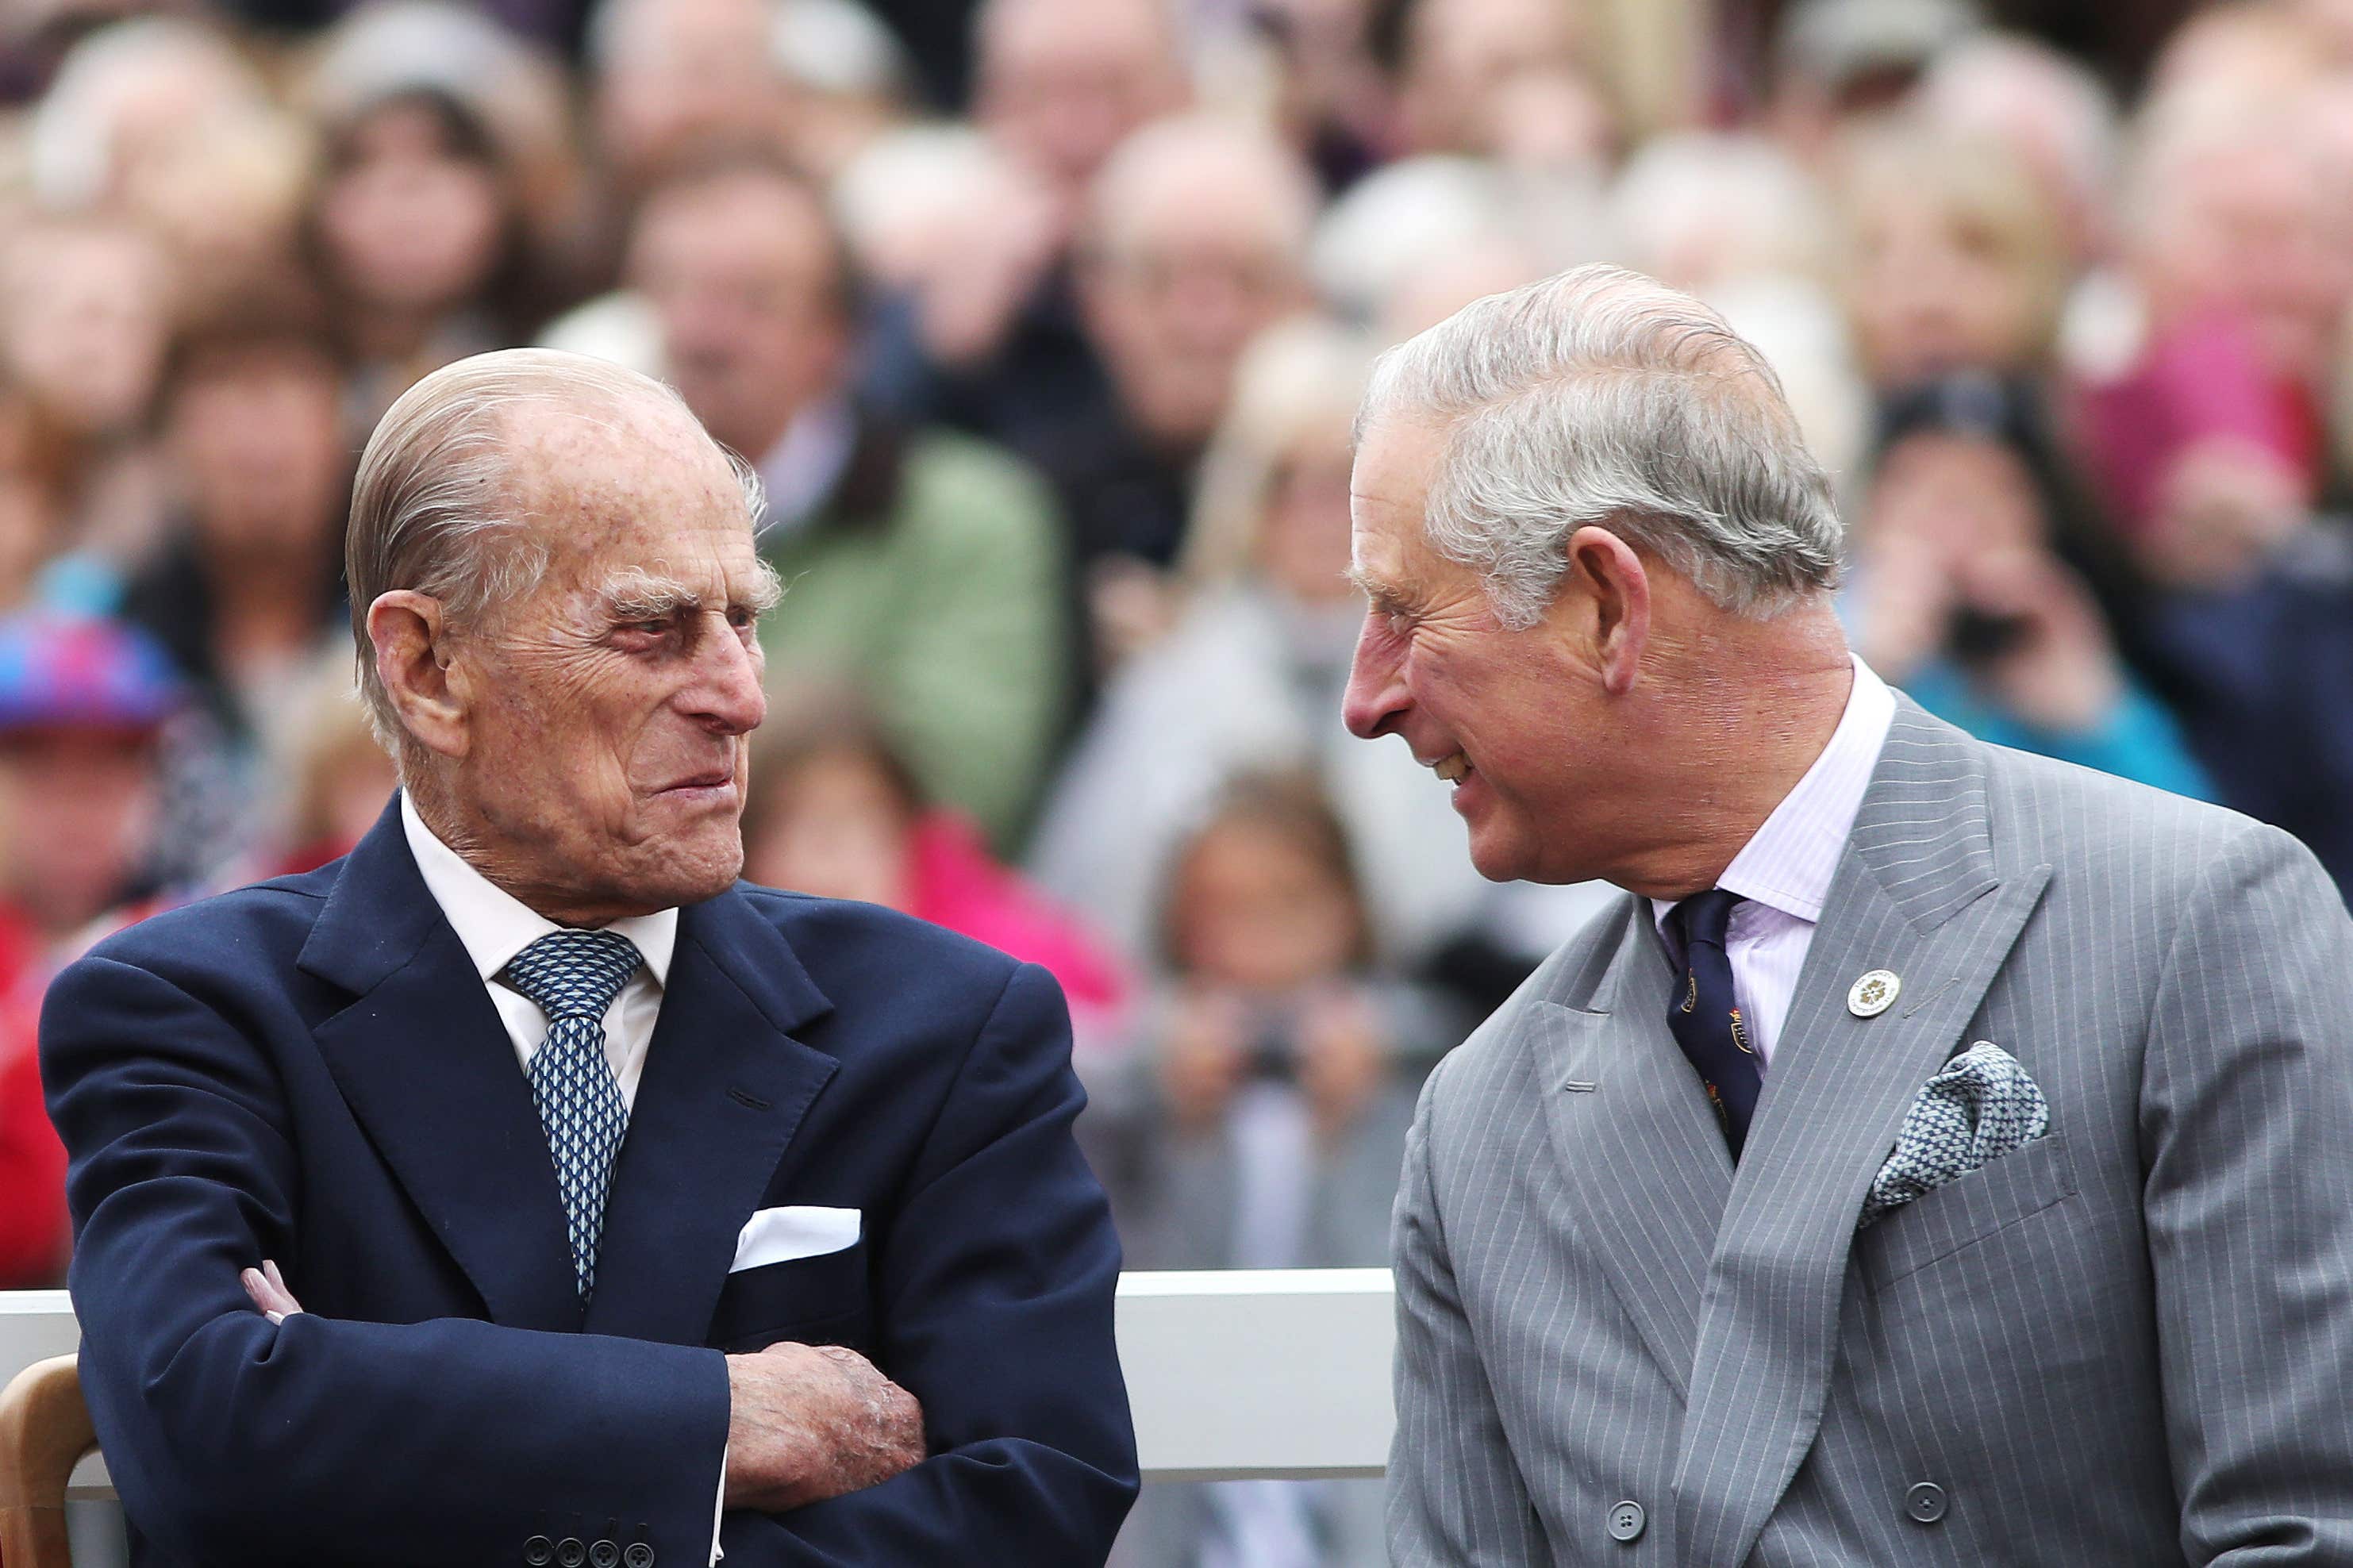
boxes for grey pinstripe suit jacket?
[1388,701,2353,1566]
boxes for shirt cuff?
[711,1442,727,1563]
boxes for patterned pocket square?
[1859,1040,2049,1228]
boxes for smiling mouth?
[1433,753,1471,784]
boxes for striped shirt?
[1650,655,1897,1069]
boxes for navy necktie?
[1666,889,1761,1158]
[500,928,644,1300]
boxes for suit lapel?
[301,797,584,1332]
[1672,704,2052,1565]
[1532,901,1732,1401]
[582,887,838,1346]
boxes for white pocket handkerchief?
[731,1205,862,1272]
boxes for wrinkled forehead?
[497,393,755,576]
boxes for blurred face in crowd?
[67,28,270,213]
[2137,134,2353,389]
[1395,0,1591,159]
[1847,171,2059,387]
[595,0,791,190]
[1864,431,2047,565]
[745,741,916,909]
[1343,417,1617,885]
[975,0,1187,202]
[0,221,171,439]
[1081,132,1313,451]
[125,111,313,314]
[1168,813,1362,990]
[0,728,157,936]
[1257,417,1359,605]
[317,94,510,320]
[167,348,348,555]
[631,170,850,460]
[386,394,772,922]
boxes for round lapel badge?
[1847,969,1901,1018]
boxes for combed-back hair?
[1359,263,1843,625]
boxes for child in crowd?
[0,611,182,1287]
[1097,771,1456,1568]
[739,697,1131,1045]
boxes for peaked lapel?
[1672,704,2052,1566]
[1530,901,1731,1402]
[300,797,584,1332]
[582,886,838,1346]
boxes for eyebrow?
[1344,564,1403,608]
[598,563,786,621]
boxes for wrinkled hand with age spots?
[723,1341,927,1512]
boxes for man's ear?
[368,591,471,760]
[1559,525,1651,697]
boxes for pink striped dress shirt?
[1649,655,1897,1070]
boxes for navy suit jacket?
[40,799,1137,1566]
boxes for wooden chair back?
[0,1354,94,1568]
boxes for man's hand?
[723,1342,925,1512]
[241,1259,303,1324]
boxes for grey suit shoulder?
[1390,701,2353,1566]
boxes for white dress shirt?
[753,394,856,545]
[399,797,726,1562]
[401,794,677,1102]
[1649,655,1897,1070]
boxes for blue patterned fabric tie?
[500,928,644,1301]
[1666,889,1762,1159]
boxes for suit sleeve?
[716,961,1137,1565]
[1386,1054,1549,1565]
[2141,822,2353,1565]
[42,952,732,1568]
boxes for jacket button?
[1905,1482,1948,1524]
[624,1546,655,1568]
[590,1543,620,1568]
[1606,1499,1646,1543]
[556,1540,587,1567]
[523,1539,555,1566]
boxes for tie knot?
[499,928,644,1020]
[1670,888,1742,952]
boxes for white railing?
[2,1269,1397,1497]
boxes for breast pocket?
[1857,1129,2078,1296]
[709,1239,872,1353]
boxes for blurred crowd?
[4,0,2353,1556]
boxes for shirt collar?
[754,394,857,542]
[399,792,677,990]
[1651,652,1897,932]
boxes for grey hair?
[347,347,766,755]
[1358,263,1843,626]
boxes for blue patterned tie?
[1666,889,1762,1159]
[500,928,644,1301]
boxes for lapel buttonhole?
[1900,976,1959,1020]
[1563,1079,1598,1093]
[727,1086,772,1111]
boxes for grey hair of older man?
[1358,263,1844,625]
[345,348,766,755]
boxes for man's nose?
[687,619,768,735]
[1343,613,1406,740]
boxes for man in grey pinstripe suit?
[1344,265,2353,1564]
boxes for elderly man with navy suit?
[41,348,1136,1566]
[1348,267,2353,1563]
